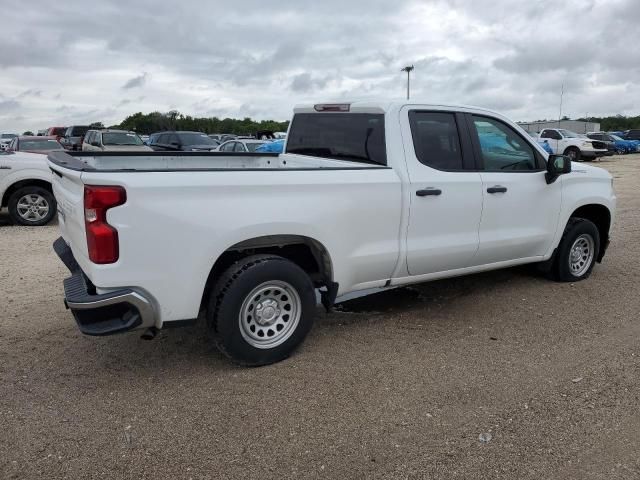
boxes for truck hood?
[570,161,612,179]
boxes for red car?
[46,126,67,140]
[7,135,65,154]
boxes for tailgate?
[48,162,89,267]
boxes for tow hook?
[141,327,159,340]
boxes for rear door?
[402,109,483,275]
[469,115,561,264]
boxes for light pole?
[401,65,414,100]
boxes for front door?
[402,109,483,275]
[469,115,562,265]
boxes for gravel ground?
[1,155,639,479]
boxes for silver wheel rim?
[567,150,577,160]
[239,280,301,349]
[16,194,49,222]
[569,234,595,276]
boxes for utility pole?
[558,82,564,127]
[401,65,414,100]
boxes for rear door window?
[286,113,387,165]
[408,111,464,170]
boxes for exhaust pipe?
[141,327,159,340]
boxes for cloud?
[0,99,20,110]
[1,0,640,132]
[290,73,331,93]
[122,72,148,89]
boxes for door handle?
[487,186,507,194]
[416,188,442,197]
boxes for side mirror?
[170,141,180,148]
[546,154,571,184]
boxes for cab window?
[472,116,539,171]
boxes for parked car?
[255,139,286,153]
[610,134,640,153]
[1,150,57,225]
[150,131,220,151]
[82,129,152,152]
[217,139,267,152]
[207,134,226,142]
[219,134,238,143]
[7,135,64,154]
[623,129,640,141]
[60,125,90,151]
[583,133,615,156]
[539,128,608,161]
[1,133,18,150]
[587,132,636,154]
[48,100,615,366]
[46,127,67,141]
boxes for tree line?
[113,111,290,136]
[575,115,640,132]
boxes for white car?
[1,133,18,150]
[49,100,616,366]
[539,128,608,162]
[216,139,267,153]
[1,150,56,226]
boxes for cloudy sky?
[1,0,638,133]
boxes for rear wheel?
[8,186,56,226]
[552,218,600,282]
[207,254,317,366]
[564,147,581,162]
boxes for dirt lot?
[1,156,639,480]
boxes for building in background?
[518,120,601,135]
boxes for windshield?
[179,133,218,146]
[558,129,580,138]
[102,132,143,146]
[1,133,17,139]
[611,135,624,141]
[21,139,63,151]
[286,113,387,165]
[246,142,266,152]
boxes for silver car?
[82,129,152,152]
[216,139,267,153]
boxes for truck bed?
[48,151,389,172]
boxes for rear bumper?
[53,237,155,336]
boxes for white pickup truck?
[539,128,608,162]
[49,101,616,366]
[1,150,57,226]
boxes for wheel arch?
[2,179,53,208]
[199,234,334,316]
[569,203,611,261]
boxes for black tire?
[207,254,316,366]
[552,218,600,282]
[564,147,582,162]
[8,186,57,226]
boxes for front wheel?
[207,254,317,366]
[564,147,581,162]
[8,186,57,226]
[552,218,600,282]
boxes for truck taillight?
[84,185,126,264]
